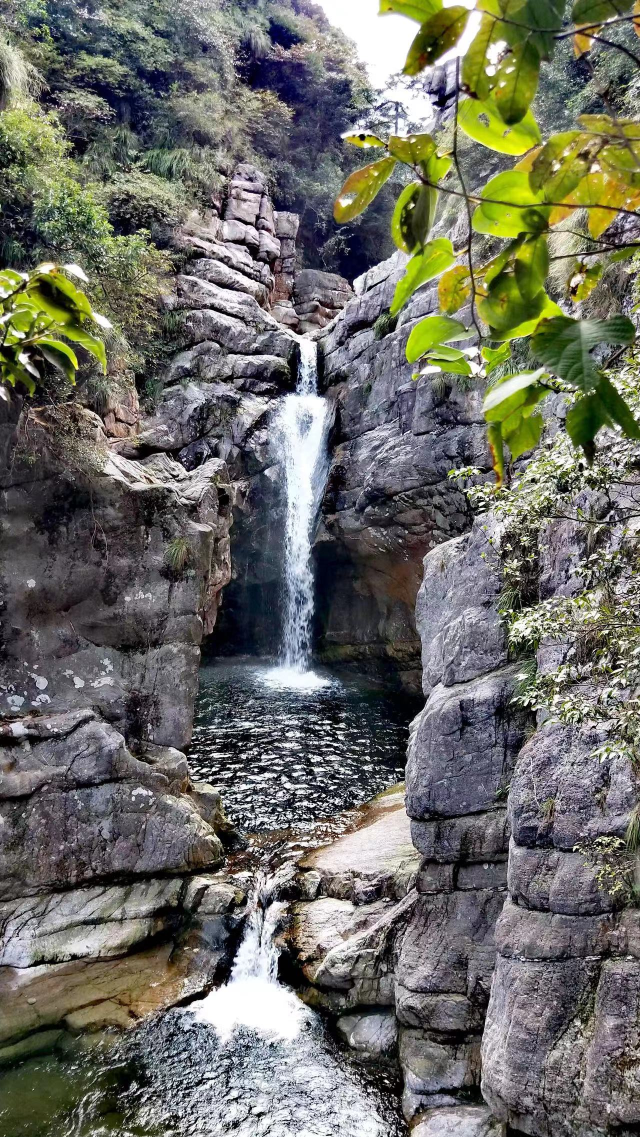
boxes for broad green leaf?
[27,287,76,326]
[572,0,632,20]
[380,0,442,20]
[423,151,453,182]
[493,41,541,125]
[426,355,473,376]
[388,133,436,164]
[482,342,512,373]
[530,132,600,201]
[514,235,549,299]
[438,265,472,313]
[473,171,549,238]
[569,260,603,301]
[458,98,541,155]
[596,373,640,437]
[566,393,610,452]
[30,271,93,319]
[60,323,108,370]
[390,238,455,314]
[392,182,438,252]
[406,315,473,362]
[334,156,398,223]
[462,14,504,100]
[498,295,563,341]
[404,7,469,74]
[531,314,635,390]
[39,341,79,383]
[342,132,386,149]
[478,271,548,333]
[516,0,568,58]
[483,368,548,414]
[610,247,638,261]
[504,411,544,460]
[426,344,469,361]
[483,238,524,286]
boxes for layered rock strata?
[0,398,241,1058]
[315,252,491,692]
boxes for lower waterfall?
[269,338,329,682]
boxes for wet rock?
[413,1105,504,1136]
[336,1010,398,1058]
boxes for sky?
[316,0,423,90]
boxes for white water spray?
[193,875,307,1042]
[268,339,330,683]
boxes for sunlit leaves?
[482,342,512,374]
[388,133,436,163]
[483,369,549,480]
[530,131,602,200]
[458,99,541,154]
[404,7,469,74]
[379,0,442,21]
[390,238,455,313]
[406,315,473,362]
[439,265,472,313]
[514,235,549,298]
[566,373,640,459]
[462,14,506,100]
[0,264,107,395]
[531,315,635,389]
[334,156,397,223]
[494,42,541,125]
[473,171,550,238]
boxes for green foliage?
[335,2,640,481]
[165,536,192,573]
[0,263,107,395]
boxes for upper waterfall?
[268,338,330,685]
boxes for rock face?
[294,269,353,335]
[480,511,640,1136]
[0,398,240,1057]
[315,252,491,693]
[291,520,525,1126]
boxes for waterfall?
[269,339,330,682]
[193,873,307,1042]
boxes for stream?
[0,340,415,1137]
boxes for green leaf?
[342,132,386,149]
[572,0,632,20]
[504,411,544,460]
[462,14,505,100]
[390,238,455,314]
[514,235,549,299]
[406,315,473,363]
[565,393,610,451]
[426,354,473,376]
[334,156,398,223]
[38,340,79,383]
[388,133,436,164]
[531,315,635,390]
[423,151,452,182]
[596,373,640,437]
[379,0,442,20]
[482,342,512,374]
[438,265,472,313]
[483,368,548,414]
[392,182,438,252]
[60,323,108,371]
[516,0,568,58]
[404,7,469,74]
[493,41,541,126]
[30,271,93,319]
[473,171,550,239]
[530,132,600,200]
[458,98,541,155]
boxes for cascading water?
[193,873,306,1043]
[269,339,330,683]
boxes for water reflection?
[189,662,413,833]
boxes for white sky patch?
[318,0,479,116]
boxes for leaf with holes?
[458,99,541,155]
[342,132,386,149]
[334,156,398,223]
[404,7,469,74]
[569,260,603,301]
[493,41,541,125]
[391,238,455,314]
[530,132,601,201]
[391,182,438,252]
[531,314,635,390]
[473,171,550,238]
[388,133,436,164]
